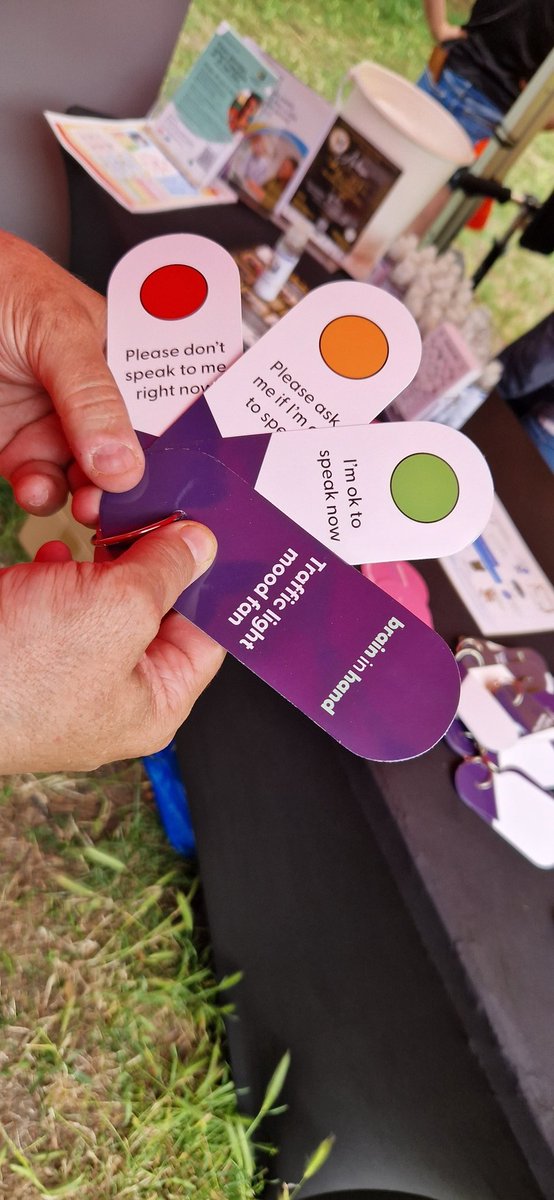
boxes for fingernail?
[179,522,217,575]
[91,442,141,476]
[25,482,50,508]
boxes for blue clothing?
[417,65,504,144]
[521,412,554,473]
[446,0,554,114]
[498,312,554,474]
[142,741,196,856]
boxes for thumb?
[117,520,218,620]
[37,304,144,493]
[34,540,74,563]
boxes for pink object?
[361,560,434,627]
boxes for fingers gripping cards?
[101,233,498,759]
[107,233,244,438]
[99,446,461,762]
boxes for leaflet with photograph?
[151,23,278,188]
[44,24,276,212]
[224,50,334,214]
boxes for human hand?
[433,21,465,42]
[0,520,225,773]
[0,231,144,519]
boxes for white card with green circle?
[252,420,494,563]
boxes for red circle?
[139,263,208,320]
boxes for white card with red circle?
[107,234,243,437]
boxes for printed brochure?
[45,24,277,213]
[224,50,334,214]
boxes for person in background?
[261,155,300,209]
[227,93,262,134]
[238,133,274,199]
[408,2,553,237]
[0,231,225,775]
[418,0,554,144]
[498,311,554,472]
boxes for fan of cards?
[98,234,496,763]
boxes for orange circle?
[319,315,389,379]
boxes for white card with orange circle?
[205,282,422,437]
[107,233,243,437]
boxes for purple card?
[455,638,550,690]
[101,233,473,762]
[493,684,554,734]
[99,446,460,762]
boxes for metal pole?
[425,49,554,251]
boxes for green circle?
[390,453,459,523]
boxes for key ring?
[92,510,186,549]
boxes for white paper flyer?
[151,23,278,188]
[44,24,277,213]
[44,114,237,214]
[440,496,554,635]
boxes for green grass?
[0,779,333,1198]
[1,780,255,1199]
[166,0,473,98]
[0,478,28,566]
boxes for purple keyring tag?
[493,683,554,734]
[444,716,476,758]
[455,755,554,867]
[455,758,498,822]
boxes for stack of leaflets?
[46,24,277,213]
[46,21,407,275]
